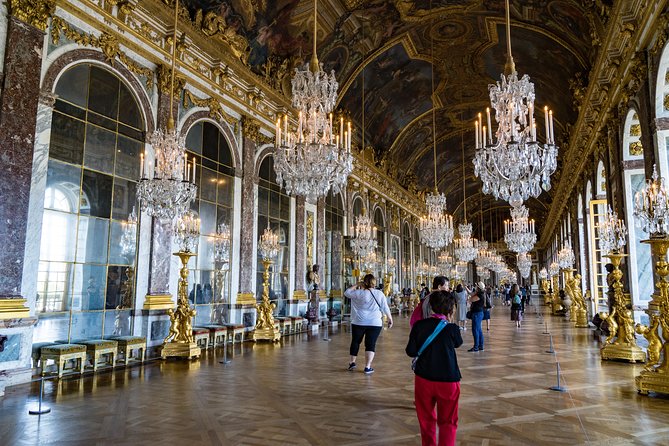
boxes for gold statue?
[569,274,590,328]
[253,258,281,342]
[636,315,662,372]
[383,272,393,297]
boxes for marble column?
[237,127,257,304]
[316,197,326,271]
[143,90,175,310]
[0,12,50,395]
[293,196,306,300]
[331,231,343,293]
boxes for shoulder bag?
[411,320,447,371]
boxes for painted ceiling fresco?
[183,0,605,224]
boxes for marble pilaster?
[294,196,306,292]
[237,135,257,303]
[331,231,343,292]
[316,197,326,271]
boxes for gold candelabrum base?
[162,251,201,360]
[551,275,562,315]
[600,252,645,363]
[636,238,669,394]
[253,258,281,343]
[563,268,590,328]
[540,279,551,306]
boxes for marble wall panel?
[317,197,326,269]
[331,231,343,291]
[238,137,257,293]
[294,196,305,291]
[0,19,44,296]
[147,218,173,294]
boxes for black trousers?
[349,324,382,356]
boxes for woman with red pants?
[406,291,462,446]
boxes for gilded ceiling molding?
[8,0,55,31]
[50,16,155,89]
[241,115,272,146]
[156,64,185,95]
[183,89,237,128]
[538,0,665,249]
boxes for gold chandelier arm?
[504,0,516,75]
[168,0,179,131]
[310,0,319,72]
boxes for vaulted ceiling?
[183,0,609,240]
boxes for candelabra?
[273,0,352,202]
[162,210,201,359]
[634,165,669,237]
[558,241,575,270]
[503,205,536,253]
[350,210,376,259]
[254,227,282,342]
[600,206,627,255]
[539,267,551,306]
[472,0,557,208]
[548,261,561,315]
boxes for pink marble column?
[294,196,306,292]
[238,135,257,296]
[0,17,46,298]
[317,197,326,270]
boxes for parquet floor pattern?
[2,303,669,445]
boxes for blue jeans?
[471,311,484,350]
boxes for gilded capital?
[9,0,55,31]
[241,116,271,144]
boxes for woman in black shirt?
[406,291,462,446]
[467,282,486,352]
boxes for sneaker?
[364,367,375,374]
[479,347,485,352]
[467,347,478,352]
[347,362,356,371]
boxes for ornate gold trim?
[9,0,55,31]
[0,298,30,320]
[143,293,174,310]
[241,115,272,145]
[183,89,237,127]
[236,292,256,305]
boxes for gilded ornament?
[629,141,643,156]
[157,64,185,95]
[183,90,237,127]
[194,9,249,64]
[306,213,314,265]
[8,0,55,31]
[241,115,271,144]
[253,259,281,342]
[636,315,662,372]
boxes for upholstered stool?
[81,340,118,371]
[40,344,86,378]
[200,324,227,347]
[31,342,56,369]
[291,316,306,333]
[192,327,210,350]
[275,317,290,335]
[223,323,245,344]
[111,336,146,365]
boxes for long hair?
[362,274,376,289]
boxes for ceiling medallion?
[473,0,558,208]
[273,0,353,203]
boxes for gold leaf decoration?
[183,89,237,127]
[629,140,643,156]
[8,0,55,31]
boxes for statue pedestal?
[575,308,590,328]
[161,341,201,359]
[601,343,646,363]
[253,326,281,342]
[636,368,669,395]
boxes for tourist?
[510,284,523,328]
[453,284,468,331]
[467,282,486,352]
[483,286,492,331]
[410,276,450,327]
[406,290,462,446]
[344,274,394,374]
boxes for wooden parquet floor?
[2,303,669,445]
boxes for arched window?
[257,156,291,314]
[654,43,669,177]
[184,120,235,325]
[325,190,345,294]
[374,207,385,278]
[588,166,609,313]
[621,110,653,308]
[36,64,144,342]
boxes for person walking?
[510,284,523,328]
[483,286,492,331]
[344,274,394,374]
[453,284,468,331]
[410,276,450,328]
[467,282,486,352]
[406,291,462,446]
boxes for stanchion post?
[543,321,550,334]
[323,320,331,342]
[546,334,555,353]
[28,376,51,415]
[549,362,567,392]
[219,337,231,365]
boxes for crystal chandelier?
[476,240,490,268]
[273,0,353,202]
[137,0,196,220]
[599,206,627,254]
[174,210,200,253]
[517,252,531,279]
[503,205,536,253]
[455,261,468,279]
[419,22,454,250]
[350,210,376,258]
[476,265,490,281]
[259,226,281,261]
[539,267,548,281]
[437,249,454,273]
[633,164,669,237]
[387,256,397,272]
[120,207,137,259]
[454,223,478,262]
[361,251,377,272]
[214,223,231,265]
[472,0,557,208]
[548,261,560,277]
[557,240,575,269]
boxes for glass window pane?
[55,99,86,120]
[45,160,81,213]
[217,173,233,205]
[118,85,142,129]
[87,111,117,132]
[258,187,269,217]
[218,136,232,167]
[54,64,89,107]
[105,309,132,337]
[81,169,113,218]
[270,191,280,217]
[76,216,109,264]
[112,178,137,221]
[280,194,289,221]
[202,122,218,161]
[88,66,119,119]
[186,122,203,154]
[36,261,73,313]
[33,313,71,343]
[40,210,77,262]
[84,123,116,174]
[217,206,230,227]
[109,219,135,265]
[72,263,107,311]
[115,135,141,180]
[50,112,85,165]
[199,201,216,236]
[70,311,104,341]
[105,265,128,309]
[200,167,217,203]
